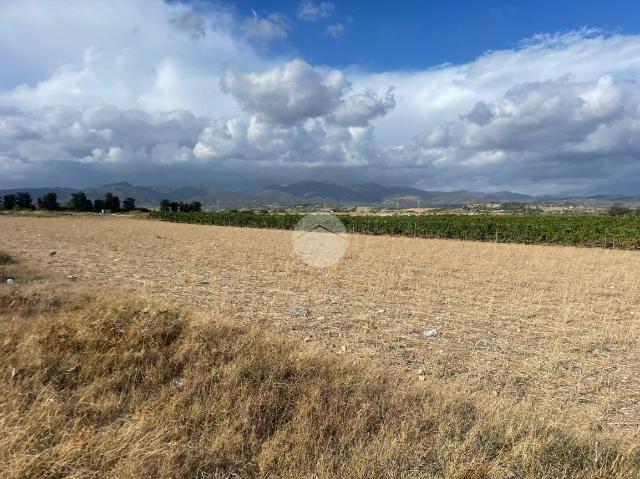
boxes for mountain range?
[1,181,639,208]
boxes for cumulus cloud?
[240,11,289,46]
[2,1,640,195]
[298,1,335,21]
[194,116,377,168]
[0,105,206,170]
[220,59,350,124]
[0,0,266,117]
[396,74,640,193]
[325,23,345,38]
[330,89,395,126]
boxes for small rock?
[418,375,427,381]
[67,275,77,281]
[316,315,325,321]
[198,280,210,285]
[417,368,425,375]
[423,329,439,338]
[304,336,312,343]
[6,278,15,285]
[48,251,56,256]
[341,345,347,352]
[377,309,385,313]
[289,306,308,317]
[10,367,18,379]
[156,235,162,239]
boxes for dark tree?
[38,192,60,211]
[93,199,105,212]
[169,201,179,212]
[122,197,136,211]
[189,201,202,212]
[159,199,171,212]
[69,192,93,211]
[2,194,17,210]
[15,192,34,209]
[104,193,121,212]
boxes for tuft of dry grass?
[1,270,640,478]
[0,250,11,265]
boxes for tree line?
[159,199,202,212]
[1,191,137,213]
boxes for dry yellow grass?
[1,257,639,478]
[1,214,640,440]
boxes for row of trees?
[159,200,202,212]
[2,191,137,213]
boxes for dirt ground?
[2,214,640,439]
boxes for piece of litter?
[6,278,15,285]
[48,251,56,256]
[423,329,439,338]
[67,275,77,281]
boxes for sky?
[1,0,640,194]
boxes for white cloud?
[0,0,266,117]
[1,0,640,194]
[325,23,345,38]
[240,11,289,46]
[220,59,350,124]
[171,12,206,40]
[330,89,395,126]
[298,1,334,21]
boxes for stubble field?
[2,214,640,439]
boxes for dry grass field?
[2,214,640,445]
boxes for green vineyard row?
[150,211,640,249]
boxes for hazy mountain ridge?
[1,180,639,208]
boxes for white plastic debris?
[6,278,15,285]
[422,329,439,338]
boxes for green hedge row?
[150,211,640,249]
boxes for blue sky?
[224,0,640,69]
[1,0,640,194]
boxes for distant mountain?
[1,180,638,209]
[263,181,365,203]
